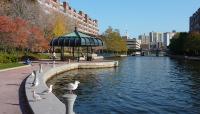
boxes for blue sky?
[61,0,199,38]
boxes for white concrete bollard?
[30,71,35,77]
[32,70,39,87]
[39,64,43,73]
[68,59,71,64]
[63,94,77,114]
[53,61,55,68]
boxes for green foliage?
[0,63,24,70]
[0,52,50,63]
[101,26,127,53]
[169,32,200,56]
[30,53,50,59]
[21,53,50,61]
[0,53,18,63]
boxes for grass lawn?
[0,63,25,70]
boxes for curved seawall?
[25,61,118,114]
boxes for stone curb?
[0,64,31,72]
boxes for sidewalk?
[0,63,39,114]
[0,60,100,114]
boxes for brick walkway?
[0,60,102,114]
[0,63,39,114]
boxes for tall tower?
[125,25,129,39]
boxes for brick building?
[38,0,99,36]
[190,8,200,32]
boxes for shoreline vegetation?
[168,32,200,61]
[169,32,200,56]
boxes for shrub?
[0,53,18,63]
[21,53,50,61]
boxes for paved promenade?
[0,60,71,114]
[0,60,110,114]
[0,63,39,114]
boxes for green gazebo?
[50,28,103,61]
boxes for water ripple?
[47,57,200,114]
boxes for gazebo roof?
[50,28,103,47]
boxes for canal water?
[47,57,200,114]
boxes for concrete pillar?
[53,61,55,68]
[63,94,77,114]
[31,71,35,77]
[39,64,43,73]
[32,70,39,87]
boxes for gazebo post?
[91,46,93,54]
[86,46,89,61]
[72,46,74,58]
[53,45,55,53]
[78,46,80,62]
[62,45,64,60]
[60,46,63,61]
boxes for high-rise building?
[138,31,176,50]
[138,34,150,50]
[163,31,176,48]
[149,32,163,50]
[38,0,99,36]
[190,8,200,32]
[149,32,163,43]
[138,34,150,44]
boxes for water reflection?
[172,60,200,112]
[47,57,200,114]
[63,94,77,114]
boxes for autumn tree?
[102,27,127,53]
[53,14,66,37]
[29,26,48,52]
[0,0,12,16]
[53,14,71,37]
[0,0,74,53]
[0,16,48,52]
[0,16,16,51]
[13,17,29,49]
[10,0,40,21]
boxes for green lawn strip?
[0,63,25,70]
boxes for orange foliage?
[29,26,48,51]
[13,17,29,48]
[0,16,49,52]
[0,16,16,33]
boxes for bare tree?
[0,0,12,16]
[10,0,40,22]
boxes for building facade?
[138,34,150,50]
[138,31,176,50]
[149,32,163,43]
[122,36,141,50]
[38,0,99,36]
[163,31,176,48]
[149,32,163,50]
[190,8,200,32]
